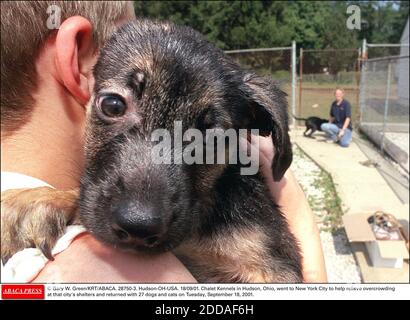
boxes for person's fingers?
[238,135,274,186]
[253,135,274,163]
[238,134,279,197]
[238,134,275,163]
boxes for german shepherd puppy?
[1,20,302,282]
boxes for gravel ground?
[291,145,362,283]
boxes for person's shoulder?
[343,99,351,107]
[33,234,197,282]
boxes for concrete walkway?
[290,128,409,283]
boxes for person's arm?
[257,137,327,283]
[33,233,197,283]
[338,102,352,137]
[271,170,327,282]
[329,103,335,123]
[338,118,351,137]
[342,118,351,130]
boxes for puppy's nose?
[112,202,163,245]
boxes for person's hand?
[247,135,328,283]
[338,129,345,138]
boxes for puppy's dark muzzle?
[111,201,165,247]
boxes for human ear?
[55,16,94,105]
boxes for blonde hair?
[335,87,345,94]
[1,1,134,134]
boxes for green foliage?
[313,170,344,232]
[293,145,344,232]
[353,0,409,44]
[133,1,409,50]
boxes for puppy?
[1,20,302,283]
[292,115,328,138]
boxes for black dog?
[2,20,302,283]
[293,115,328,137]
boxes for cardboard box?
[343,213,409,268]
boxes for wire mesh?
[298,49,360,126]
[225,47,296,120]
[359,55,409,172]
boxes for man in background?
[321,88,353,147]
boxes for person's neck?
[336,99,343,105]
[1,94,85,190]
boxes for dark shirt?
[330,99,352,130]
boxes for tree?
[134,1,408,50]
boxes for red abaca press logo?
[1,284,45,299]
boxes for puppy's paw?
[1,187,79,263]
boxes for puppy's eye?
[99,95,127,118]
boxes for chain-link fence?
[359,54,409,173]
[366,45,402,59]
[225,43,297,125]
[298,48,361,127]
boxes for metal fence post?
[359,39,368,126]
[298,48,303,127]
[380,61,392,153]
[362,38,367,59]
[291,40,296,127]
[355,48,361,127]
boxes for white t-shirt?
[1,172,86,283]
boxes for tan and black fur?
[1,20,302,283]
[1,187,79,262]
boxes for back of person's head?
[1,1,134,136]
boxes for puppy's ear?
[241,73,292,181]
